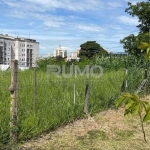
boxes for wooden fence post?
[121,68,128,92]
[84,84,90,114]
[144,69,148,80]
[9,60,18,147]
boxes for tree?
[120,0,150,56]
[120,34,139,56]
[54,56,64,62]
[125,1,150,33]
[120,32,149,56]
[79,41,108,59]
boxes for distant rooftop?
[0,34,38,42]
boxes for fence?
[0,61,150,148]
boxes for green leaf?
[116,96,125,109]
[138,42,149,50]
[131,103,140,116]
[122,93,139,102]
[125,99,134,110]
[142,101,150,112]
[122,92,132,98]
[124,108,131,116]
[143,107,150,122]
[131,94,139,102]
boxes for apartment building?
[53,45,67,58]
[0,34,39,67]
[66,51,80,61]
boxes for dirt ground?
[20,96,150,150]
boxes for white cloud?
[8,10,27,19]
[2,0,45,12]
[33,14,65,28]
[109,25,122,30]
[5,8,65,28]
[117,16,138,26]
[3,0,104,12]
[107,2,123,7]
[76,24,104,32]
[28,22,34,26]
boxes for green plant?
[116,92,150,146]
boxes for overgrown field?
[0,67,148,148]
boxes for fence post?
[144,69,148,80]
[121,68,128,92]
[84,84,90,114]
[9,60,18,147]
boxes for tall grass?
[0,69,124,147]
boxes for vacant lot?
[21,105,150,150]
[0,70,124,147]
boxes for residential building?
[77,49,80,56]
[53,45,67,58]
[66,51,80,62]
[71,52,78,58]
[0,34,39,67]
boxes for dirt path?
[20,104,150,150]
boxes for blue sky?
[0,0,146,56]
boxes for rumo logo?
[46,65,103,78]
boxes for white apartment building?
[0,34,39,67]
[71,52,78,58]
[66,51,80,62]
[53,45,67,58]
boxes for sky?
[0,0,146,56]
